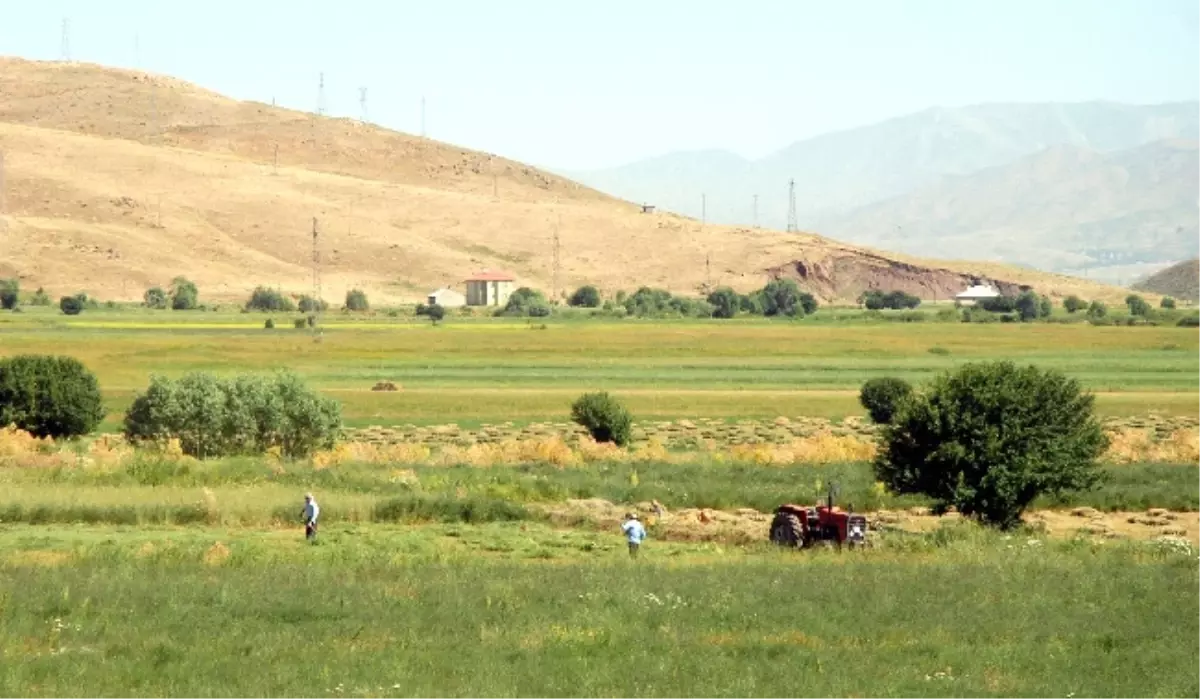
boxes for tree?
[1063,295,1086,313]
[1086,300,1108,319]
[570,391,633,447]
[797,291,819,315]
[143,287,168,309]
[568,285,602,308]
[1014,291,1041,322]
[29,287,51,307]
[739,292,764,315]
[169,277,199,310]
[59,295,85,316]
[427,303,446,324]
[858,377,913,424]
[0,355,105,438]
[706,287,740,319]
[981,296,1017,313]
[1161,296,1177,310]
[760,278,805,317]
[344,289,370,312]
[0,279,18,310]
[1038,295,1053,319]
[874,361,1107,529]
[1125,294,1151,317]
[298,295,328,313]
[245,287,295,312]
[123,370,342,459]
[500,287,552,317]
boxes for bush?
[143,286,168,309]
[298,295,329,313]
[1160,296,1177,310]
[858,377,913,424]
[59,294,85,316]
[123,371,342,459]
[1086,300,1108,319]
[499,287,552,317]
[568,285,601,308]
[1177,314,1199,327]
[1063,295,1086,313]
[1125,294,1151,317]
[345,289,370,312]
[246,287,295,312]
[874,361,1107,529]
[264,318,275,329]
[706,287,740,319]
[0,279,19,310]
[1038,295,1053,319]
[1014,291,1041,322]
[427,303,446,323]
[169,277,199,310]
[570,391,632,447]
[739,293,764,315]
[29,287,51,306]
[862,289,920,310]
[0,355,105,438]
[980,296,1017,313]
[293,318,307,329]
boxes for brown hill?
[0,57,1139,305]
[1133,259,1199,302]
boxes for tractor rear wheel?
[769,512,803,547]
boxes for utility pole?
[786,178,798,233]
[0,151,7,233]
[552,207,561,303]
[420,96,426,137]
[491,156,498,198]
[701,193,707,225]
[60,18,70,61]
[753,194,758,228]
[312,217,323,340]
[358,87,368,122]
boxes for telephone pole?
[552,208,561,302]
[60,18,70,61]
[311,217,323,340]
[786,179,798,233]
[420,96,426,137]
[0,151,7,232]
[358,87,368,122]
[752,194,759,228]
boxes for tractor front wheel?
[769,512,803,548]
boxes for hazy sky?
[3,0,1197,170]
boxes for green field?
[1,307,1198,696]
[2,307,1196,428]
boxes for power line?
[787,178,796,234]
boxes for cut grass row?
[0,522,1195,697]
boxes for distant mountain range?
[566,102,1200,284]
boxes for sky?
[2,0,1197,170]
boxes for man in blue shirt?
[622,512,646,558]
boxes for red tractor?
[769,489,868,549]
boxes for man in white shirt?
[301,493,320,542]
[621,512,646,558]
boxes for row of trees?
[499,279,822,319]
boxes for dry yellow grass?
[0,57,1140,304]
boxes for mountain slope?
[568,101,1200,230]
[810,139,1200,284]
[0,57,1138,305]
[1132,259,1200,302]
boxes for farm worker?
[301,493,320,542]
[622,512,646,558]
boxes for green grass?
[1,309,1196,427]
[0,522,1195,697]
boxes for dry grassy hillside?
[1133,259,1199,302]
[0,57,1139,305]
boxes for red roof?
[465,270,515,282]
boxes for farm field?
[1,308,1198,696]
[1,307,1196,428]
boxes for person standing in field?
[622,512,646,558]
[301,493,320,542]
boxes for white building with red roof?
[464,269,516,307]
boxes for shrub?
[264,318,275,329]
[1086,300,1108,319]
[1161,296,1177,310]
[143,287,168,309]
[858,377,913,424]
[707,287,740,319]
[169,277,199,310]
[427,303,446,323]
[874,361,1107,529]
[293,318,307,329]
[1125,294,1151,317]
[1038,295,1053,319]
[739,293,764,315]
[59,294,85,316]
[570,391,632,447]
[28,287,51,306]
[1177,314,1199,327]
[1063,295,1086,313]
[345,289,370,312]
[298,295,329,313]
[1014,291,1041,322]
[0,355,105,438]
[123,371,342,459]
[246,286,295,312]
[862,289,920,310]
[499,287,552,317]
[0,279,18,310]
[980,296,1016,313]
[568,285,601,308]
